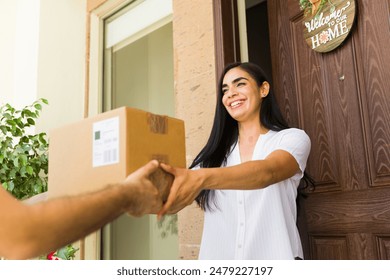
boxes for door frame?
[212,0,241,81]
[86,0,176,260]
[84,0,136,260]
[87,0,135,119]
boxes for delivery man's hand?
[120,160,163,217]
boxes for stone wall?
[172,0,216,260]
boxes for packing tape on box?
[151,154,169,164]
[147,113,167,134]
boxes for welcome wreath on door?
[299,0,356,53]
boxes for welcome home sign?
[302,0,356,53]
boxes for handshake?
[122,159,201,219]
[120,160,176,218]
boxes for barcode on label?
[103,149,118,164]
[92,117,120,167]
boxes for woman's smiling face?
[221,67,268,123]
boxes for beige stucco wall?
[36,0,87,133]
[0,0,38,108]
[0,0,87,134]
[172,0,216,259]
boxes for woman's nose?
[226,90,237,98]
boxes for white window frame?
[88,0,172,116]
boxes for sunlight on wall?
[0,0,40,108]
[0,0,87,134]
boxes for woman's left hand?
[157,163,203,218]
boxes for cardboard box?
[48,107,186,202]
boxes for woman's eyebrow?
[222,77,249,88]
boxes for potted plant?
[0,98,49,199]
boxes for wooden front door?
[269,0,390,259]
[214,0,390,259]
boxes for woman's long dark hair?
[191,62,313,211]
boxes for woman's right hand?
[157,163,204,218]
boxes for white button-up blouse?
[198,128,311,260]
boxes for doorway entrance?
[244,0,273,84]
[215,0,390,259]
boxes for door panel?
[267,0,390,259]
[356,1,390,187]
[290,12,368,192]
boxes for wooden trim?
[87,0,108,12]
[85,9,93,119]
[212,0,241,81]
[83,0,112,259]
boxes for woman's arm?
[158,149,299,217]
[0,160,162,260]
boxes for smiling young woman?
[158,62,312,260]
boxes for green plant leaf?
[7,181,14,191]
[13,157,19,167]
[38,133,48,145]
[15,118,24,128]
[27,118,35,125]
[22,109,36,118]
[19,166,27,177]
[0,125,7,135]
[2,112,12,120]
[20,154,28,166]
[6,119,16,126]
[55,245,79,260]
[26,166,34,175]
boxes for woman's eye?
[222,89,228,94]
[237,82,245,87]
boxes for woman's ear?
[260,81,270,98]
